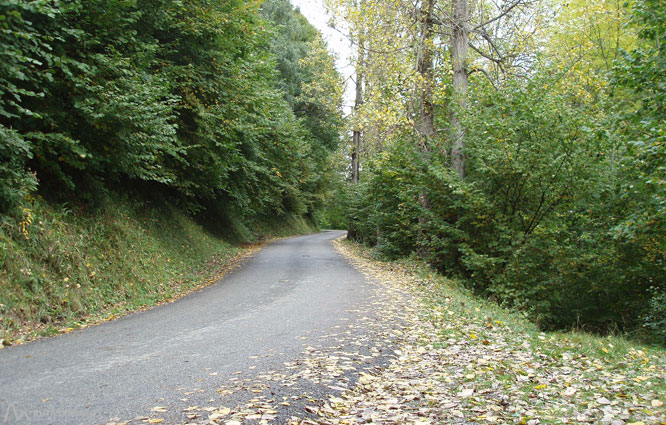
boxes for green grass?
[0,195,316,345]
[399,254,665,357]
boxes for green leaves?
[610,0,666,340]
[0,126,37,213]
[613,0,666,239]
[0,1,56,213]
[0,0,342,223]
[343,52,666,338]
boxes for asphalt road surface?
[0,230,375,425]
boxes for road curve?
[0,230,371,424]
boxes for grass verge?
[328,239,666,425]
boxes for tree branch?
[469,42,503,64]
[473,28,506,64]
[329,24,413,55]
[469,67,499,90]
[473,0,525,31]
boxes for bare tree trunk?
[348,27,365,242]
[415,0,436,257]
[416,0,436,152]
[351,37,364,184]
[351,134,361,183]
[450,0,469,178]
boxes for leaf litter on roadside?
[123,238,665,425]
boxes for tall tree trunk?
[348,28,365,242]
[415,0,436,256]
[416,0,436,152]
[450,0,468,178]
[351,133,360,183]
[351,36,364,184]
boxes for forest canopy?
[0,0,343,221]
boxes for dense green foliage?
[260,0,344,216]
[0,0,342,219]
[341,0,666,342]
[613,0,666,341]
[0,0,342,338]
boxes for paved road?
[0,231,372,424]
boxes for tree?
[614,0,666,258]
[261,0,344,215]
[450,0,469,177]
[351,34,364,184]
[0,0,343,225]
[0,1,54,212]
[326,0,666,337]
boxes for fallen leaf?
[562,387,576,396]
[459,388,475,397]
[596,397,611,405]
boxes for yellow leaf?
[209,409,230,421]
